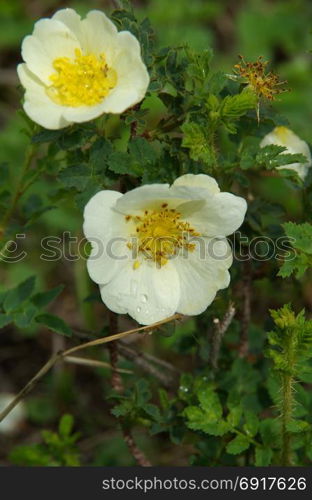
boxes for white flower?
[260,126,312,180]
[83,174,247,325]
[17,8,149,129]
[0,393,25,434]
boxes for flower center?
[126,205,201,268]
[47,49,117,106]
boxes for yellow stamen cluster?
[47,48,117,106]
[233,55,287,101]
[126,204,201,268]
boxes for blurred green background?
[0,0,311,465]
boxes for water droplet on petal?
[136,306,141,313]
[141,294,148,303]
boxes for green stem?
[280,329,296,466]
[281,370,293,465]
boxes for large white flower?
[83,174,247,325]
[260,126,312,180]
[17,8,149,129]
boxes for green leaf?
[35,313,72,337]
[183,406,230,436]
[181,122,214,164]
[283,222,312,254]
[255,446,273,466]
[259,418,280,447]
[221,89,256,120]
[198,386,223,421]
[32,285,64,309]
[128,137,156,167]
[227,406,243,427]
[107,151,131,175]
[58,414,74,437]
[143,404,162,421]
[286,419,310,433]
[226,434,250,455]
[89,137,113,173]
[59,164,90,191]
[3,276,36,313]
[13,304,37,328]
[243,411,259,437]
[32,129,63,144]
[0,313,13,328]
[111,400,133,418]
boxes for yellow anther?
[47,49,117,106]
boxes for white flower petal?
[63,102,108,123]
[179,192,247,236]
[17,64,70,129]
[99,260,180,324]
[87,238,128,285]
[115,183,210,214]
[81,10,118,59]
[22,19,81,85]
[260,126,312,180]
[173,173,220,195]
[32,18,81,60]
[52,8,85,46]
[174,238,232,315]
[83,190,123,241]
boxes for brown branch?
[210,302,236,370]
[0,313,182,424]
[117,343,177,388]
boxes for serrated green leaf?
[227,406,243,427]
[243,411,259,437]
[286,419,310,433]
[111,400,132,418]
[107,151,131,175]
[181,122,213,164]
[35,313,72,337]
[198,386,222,421]
[221,90,256,120]
[226,434,250,455]
[59,165,90,191]
[283,222,312,254]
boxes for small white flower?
[83,174,247,325]
[17,8,150,129]
[260,126,312,180]
[0,393,25,434]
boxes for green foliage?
[0,276,70,334]
[1,0,312,468]
[9,414,80,466]
[265,305,312,464]
[278,223,312,278]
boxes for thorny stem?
[280,329,296,466]
[281,370,293,466]
[210,302,236,370]
[0,313,182,424]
